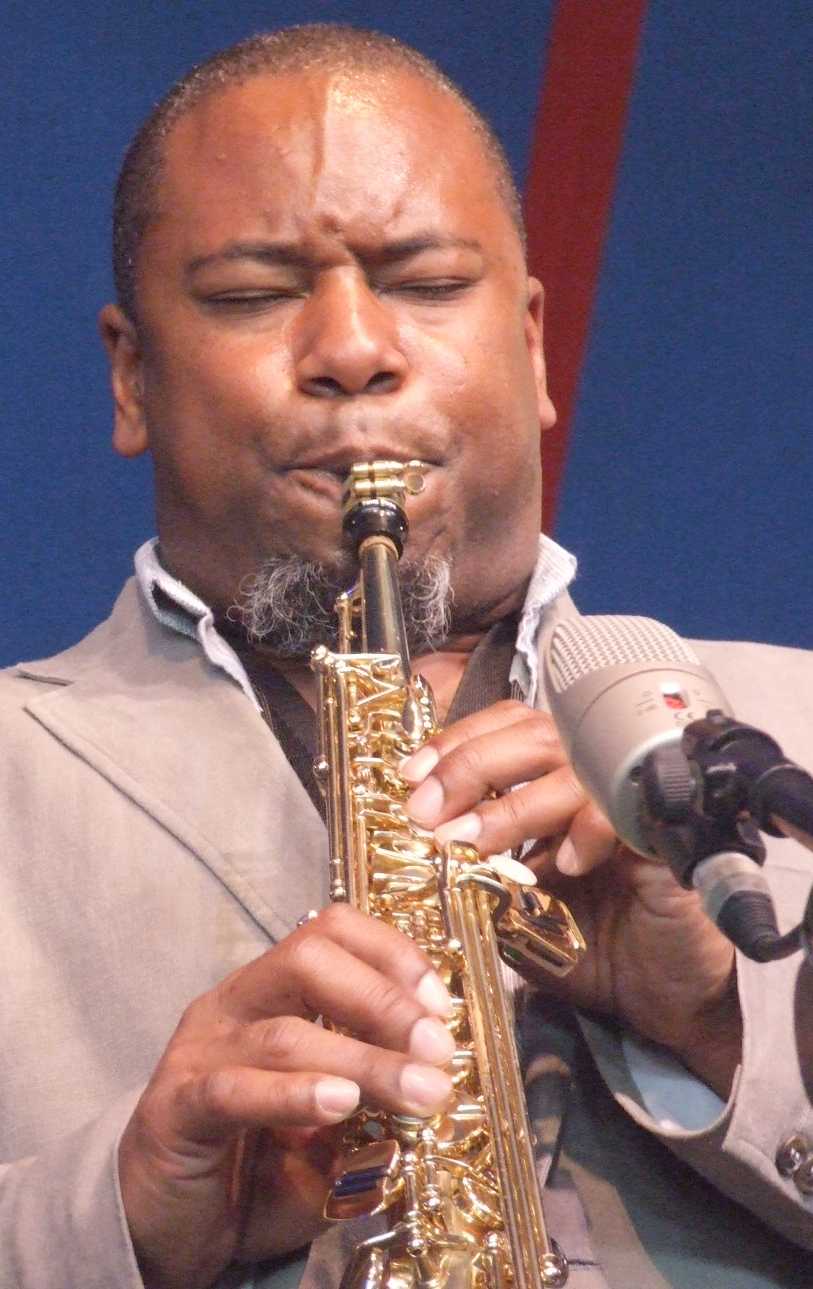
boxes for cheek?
[401,325,540,513]
[446,326,540,473]
[144,330,291,449]
[408,302,535,402]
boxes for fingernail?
[415,968,453,1018]
[406,776,444,827]
[315,1078,361,1119]
[399,746,440,784]
[556,839,581,876]
[409,1016,455,1064]
[435,812,482,846]
[399,1063,452,1111]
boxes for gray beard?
[228,554,453,659]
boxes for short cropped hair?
[112,23,526,321]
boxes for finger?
[214,917,448,1053]
[188,1067,362,1134]
[554,802,618,876]
[242,1013,455,1108]
[219,904,449,1013]
[216,902,456,1031]
[400,700,538,784]
[244,1012,455,1078]
[405,711,567,831]
[431,763,589,857]
[183,1054,452,1138]
[294,905,451,1013]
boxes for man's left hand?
[401,700,741,1099]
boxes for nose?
[294,269,408,398]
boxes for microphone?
[543,615,812,962]
[544,616,727,855]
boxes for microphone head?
[544,616,730,855]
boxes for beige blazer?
[1,579,812,1287]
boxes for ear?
[98,304,149,458]
[525,277,557,433]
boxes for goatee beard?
[228,554,453,659]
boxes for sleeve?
[579,855,813,1253]
[0,1090,146,1288]
[0,1089,267,1289]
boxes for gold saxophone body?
[311,461,585,1289]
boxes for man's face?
[102,69,555,628]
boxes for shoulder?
[689,636,812,699]
[0,578,186,713]
[691,636,811,679]
[0,577,139,680]
[690,637,813,766]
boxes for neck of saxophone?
[357,535,411,678]
[341,459,428,677]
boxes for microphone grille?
[547,616,700,693]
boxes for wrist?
[118,1114,234,1289]
[674,964,742,1100]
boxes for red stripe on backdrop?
[525,0,649,533]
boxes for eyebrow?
[185,234,483,276]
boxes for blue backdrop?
[1,1,810,664]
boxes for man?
[2,24,812,1289]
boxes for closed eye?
[208,290,303,303]
[202,290,305,313]
[382,280,472,300]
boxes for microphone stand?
[639,712,813,963]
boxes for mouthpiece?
[342,460,427,556]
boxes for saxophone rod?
[453,879,568,1289]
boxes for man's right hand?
[118,904,455,1289]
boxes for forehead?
[151,68,517,254]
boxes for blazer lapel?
[18,581,328,944]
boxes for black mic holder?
[682,713,813,845]
[639,711,813,964]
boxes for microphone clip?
[639,712,813,963]
[638,729,766,890]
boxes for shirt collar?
[134,540,260,709]
[134,535,577,710]
[509,536,578,706]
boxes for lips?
[285,451,439,474]
[283,466,346,500]
[282,457,439,508]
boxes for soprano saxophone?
[311,461,585,1289]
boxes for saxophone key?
[327,1139,403,1220]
